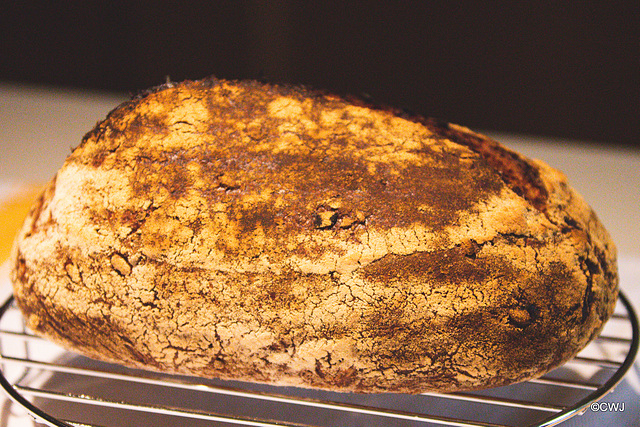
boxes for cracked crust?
[10,78,618,393]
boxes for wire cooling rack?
[0,292,637,427]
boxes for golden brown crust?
[10,79,618,393]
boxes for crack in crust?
[10,78,618,394]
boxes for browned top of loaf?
[67,79,550,260]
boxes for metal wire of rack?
[0,292,637,427]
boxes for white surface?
[0,83,126,183]
[0,83,638,426]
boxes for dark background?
[1,1,638,147]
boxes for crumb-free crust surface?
[11,79,618,393]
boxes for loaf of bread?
[11,78,618,393]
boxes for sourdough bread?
[11,79,618,393]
